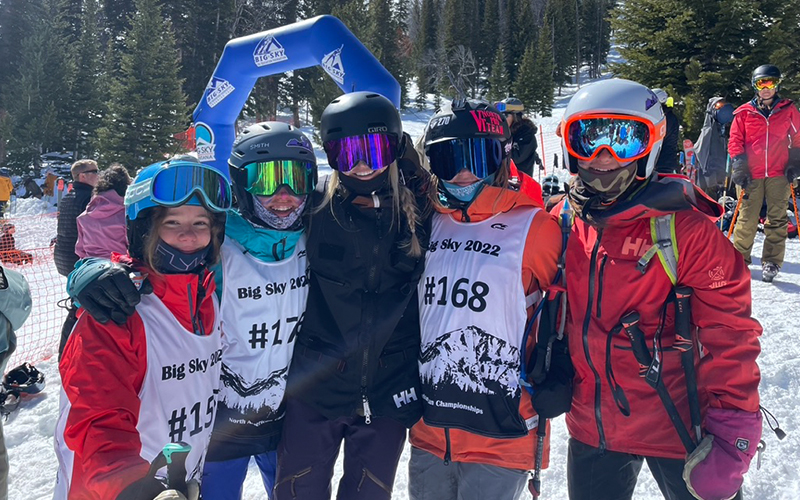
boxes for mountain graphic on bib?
[420,326,520,397]
[220,364,288,414]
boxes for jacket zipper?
[596,254,608,319]
[582,229,606,453]
[361,208,383,424]
[443,428,452,465]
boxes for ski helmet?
[752,65,782,90]
[320,91,403,172]
[424,99,511,181]
[542,174,561,197]
[228,122,317,228]
[3,363,45,395]
[497,97,524,114]
[124,156,231,261]
[559,78,666,179]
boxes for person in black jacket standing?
[54,159,98,276]
[275,92,431,500]
[498,97,542,177]
[653,89,681,174]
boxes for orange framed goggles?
[753,78,780,91]
[562,113,665,163]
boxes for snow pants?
[201,451,277,500]
[567,438,743,500]
[274,398,406,500]
[407,446,528,500]
[733,176,791,267]
[0,419,6,500]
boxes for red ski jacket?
[556,176,762,459]
[728,98,800,179]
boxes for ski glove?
[683,408,762,500]
[116,477,199,500]
[730,156,751,189]
[528,337,574,419]
[67,258,152,325]
[785,149,800,183]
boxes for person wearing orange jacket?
[408,99,562,500]
[552,79,762,500]
[728,64,800,282]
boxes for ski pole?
[791,185,799,239]
[620,312,696,453]
[727,189,745,240]
[529,418,547,497]
[674,286,702,444]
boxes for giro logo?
[367,126,388,134]
[253,35,288,67]
[321,45,345,85]
[490,223,507,230]
[195,122,216,162]
[393,388,418,408]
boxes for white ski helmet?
[560,78,666,178]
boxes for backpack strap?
[636,214,679,285]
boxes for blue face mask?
[155,239,210,274]
[441,174,495,202]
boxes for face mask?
[577,162,639,201]
[155,239,211,274]
[252,195,306,230]
[338,168,391,195]
[440,174,495,203]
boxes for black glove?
[528,338,574,419]
[116,476,167,500]
[731,155,751,189]
[786,149,800,183]
[70,260,152,325]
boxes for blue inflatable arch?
[192,15,401,176]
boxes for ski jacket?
[54,182,94,276]
[655,108,680,172]
[728,98,800,179]
[558,175,762,459]
[75,190,128,259]
[511,119,539,176]
[0,176,12,202]
[206,212,308,461]
[410,183,562,471]
[55,261,222,500]
[285,156,432,428]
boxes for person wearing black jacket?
[54,159,98,276]
[653,89,681,174]
[498,97,541,176]
[275,92,431,500]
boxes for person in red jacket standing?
[550,78,762,500]
[728,64,800,282]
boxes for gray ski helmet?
[228,122,317,226]
[752,65,782,89]
[320,91,402,144]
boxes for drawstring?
[187,275,207,336]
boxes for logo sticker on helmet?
[205,77,235,108]
[367,126,388,133]
[195,122,216,162]
[470,110,504,135]
[321,45,345,85]
[645,92,659,110]
[253,34,288,67]
[286,136,313,152]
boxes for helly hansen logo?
[622,237,651,257]
[393,388,418,408]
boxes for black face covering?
[155,239,210,274]
[337,168,391,195]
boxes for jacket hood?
[84,190,125,220]
[736,97,794,115]
[572,174,722,227]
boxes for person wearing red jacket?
[408,99,562,499]
[552,79,762,500]
[54,158,231,500]
[728,64,800,282]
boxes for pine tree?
[531,21,554,116]
[513,42,538,110]
[545,0,577,91]
[414,0,438,95]
[487,45,510,102]
[96,0,189,169]
[477,0,499,74]
[66,0,103,158]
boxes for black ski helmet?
[752,65,782,88]
[542,174,561,197]
[320,91,403,163]
[228,122,317,227]
[424,99,511,150]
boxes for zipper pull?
[362,393,372,424]
[756,440,766,470]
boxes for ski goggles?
[323,133,398,172]
[239,160,317,196]
[426,137,505,180]
[562,114,663,163]
[128,163,232,215]
[753,77,780,91]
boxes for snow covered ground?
[5,80,800,498]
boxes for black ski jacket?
[286,145,431,428]
[54,182,93,276]
[656,108,680,173]
[511,119,539,176]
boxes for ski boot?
[762,262,779,283]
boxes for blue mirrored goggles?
[426,138,505,181]
[323,133,398,172]
[126,163,232,219]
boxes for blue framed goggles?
[426,138,505,181]
[323,133,398,172]
[239,160,317,196]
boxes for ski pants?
[0,419,6,500]
[567,438,743,500]
[733,176,791,267]
[274,397,406,500]
[408,446,528,500]
[201,451,277,500]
